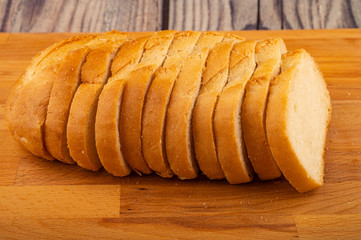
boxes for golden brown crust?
[266,49,331,192]
[165,32,223,179]
[95,37,149,176]
[44,47,90,164]
[192,32,224,50]
[241,38,286,180]
[222,33,245,43]
[81,33,128,84]
[110,37,150,77]
[162,31,201,65]
[81,48,113,84]
[142,31,201,178]
[137,30,177,68]
[214,41,257,184]
[6,34,96,160]
[67,33,128,170]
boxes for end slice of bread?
[6,35,96,160]
[44,47,90,164]
[242,38,286,180]
[214,41,257,184]
[266,49,331,192]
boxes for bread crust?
[165,32,223,179]
[241,38,286,180]
[95,37,149,176]
[266,49,331,192]
[120,30,177,175]
[110,37,150,78]
[67,33,127,170]
[142,31,201,178]
[214,41,257,184]
[6,35,96,160]
[44,47,90,164]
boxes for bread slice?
[120,30,177,175]
[241,38,287,180]
[214,41,257,184]
[6,35,96,160]
[266,49,331,192]
[192,37,242,180]
[67,32,127,171]
[142,31,201,178]
[95,37,150,177]
[44,47,90,164]
[165,32,224,179]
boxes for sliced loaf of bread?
[6,35,95,160]
[7,31,331,193]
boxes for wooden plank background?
[0,0,360,32]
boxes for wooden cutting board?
[0,29,361,239]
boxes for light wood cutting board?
[0,29,361,239]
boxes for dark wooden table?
[0,0,360,32]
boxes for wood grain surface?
[0,29,361,239]
[0,0,360,32]
[0,0,164,32]
[169,0,361,30]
